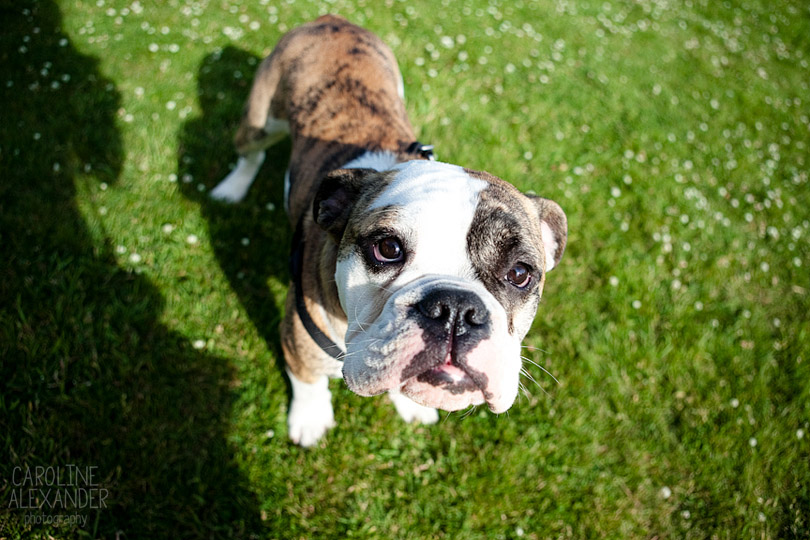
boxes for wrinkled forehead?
[360,161,489,277]
[368,161,488,215]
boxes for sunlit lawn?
[1,0,808,538]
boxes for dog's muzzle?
[343,276,518,412]
[400,287,493,395]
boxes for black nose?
[415,289,490,338]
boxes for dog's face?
[314,160,567,413]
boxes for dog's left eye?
[372,236,404,263]
[506,263,532,288]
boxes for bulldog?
[211,15,567,446]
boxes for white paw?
[389,391,439,425]
[287,371,336,447]
[210,151,265,203]
[288,397,335,447]
[210,176,249,203]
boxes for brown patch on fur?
[281,216,348,383]
[462,167,565,334]
[233,15,417,225]
[232,15,422,382]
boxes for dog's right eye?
[506,262,533,289]
[371,236,404,264]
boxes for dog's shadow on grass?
[0,2,263,537]
[177,47,292,377]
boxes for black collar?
[289,216,345,360]
[405,141,435,161]
[289,141,434,361]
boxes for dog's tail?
[233,51,288,156]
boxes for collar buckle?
[406,141,435,161]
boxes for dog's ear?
[313,168,375,241]
[526,195,567,272]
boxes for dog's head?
[314,160,567,413]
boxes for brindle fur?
[231,15,568,396]
[234,15,422,383]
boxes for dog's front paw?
[288,398,335,447]
[389,391,439,425]
[287,372,336,447]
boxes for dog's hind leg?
[211,53,289,203]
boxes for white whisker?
[521,355,560,385]
[353,302,367,333]
[517,381,529,403]
[458,404,477,420]
[521,344,549,354]
[520,366,550,398]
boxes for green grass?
[1,0,809,538]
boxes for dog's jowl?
[212,15,567,446]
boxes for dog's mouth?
[411,350,481,391]
[398,351,491,411]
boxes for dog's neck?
[292,143,436,360]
